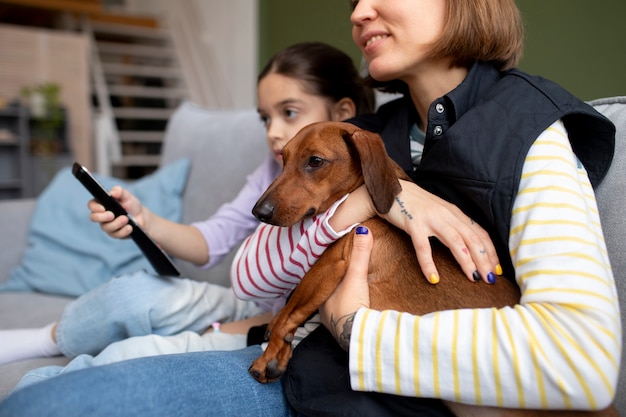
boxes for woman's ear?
[331,98,357,121]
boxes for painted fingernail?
[487,272,496,284]
[472,270,481,282]
[429,273,439,284]
[495,264,503,276]
[356,226,369,235]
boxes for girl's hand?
[380,180,500,284]
[320,226,373,351]
[88,186,148,239]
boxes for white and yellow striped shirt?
[349,120,621,410]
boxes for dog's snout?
[253,200,275,223]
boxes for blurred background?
[0,0,624,196]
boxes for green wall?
[258,0,361,73]
[518,0,626,100]
[259,1,626,101]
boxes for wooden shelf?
[0,105,29,199]
[0,0,159,28]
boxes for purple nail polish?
[487,272,496,284]
[356,226,369,235]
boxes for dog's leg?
[249,240,351,383]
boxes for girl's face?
[257,73,335,165]
[350,0,447,83]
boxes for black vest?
[352,66,615,279]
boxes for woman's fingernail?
[356,226,369,235]
[495,264,503,276]
[487,272,496,284]
[472,270,481,282]
[429,273,439,284]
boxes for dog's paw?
[248,359,284,383]
[265,358,284,381]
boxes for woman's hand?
[330,181,500,284]
[320,226,373,350]
[88,186,149,239]
[381,180,500,284]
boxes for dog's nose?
[253,200,275,223]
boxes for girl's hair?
[259,42,375,115]
[369,0,524,94]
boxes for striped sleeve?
[230,194,356,301]
[348,120,621,410]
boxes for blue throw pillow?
[0,158,190,297]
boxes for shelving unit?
[0,105,31,199]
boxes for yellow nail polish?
[429,273,439,284]
[495,264,503,276]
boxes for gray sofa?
[0,102,269,397]
[0,97,625,414]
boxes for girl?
[235,0,619,414]
[0,41,374,377]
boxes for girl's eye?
[349,0,358,10]
[285,109,297,119]
[259,115,269,127]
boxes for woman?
[237,0,618,414]
[0,1,617,416]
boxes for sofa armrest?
[0,198,35,283]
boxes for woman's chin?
[366,63,396,83]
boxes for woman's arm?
[326,121,620,410]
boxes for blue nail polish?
[356,226,368,235]
[487,272,496,284]
[472,270,480,282]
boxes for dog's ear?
[347,129,402,214]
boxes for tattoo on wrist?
[395,197,414,220]
[330,312,356,351]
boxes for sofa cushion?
[159,101,268,285]
[589,96,626,413]
[0,158,190,297]
[589,96,626,283]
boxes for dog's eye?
[307,156,325,169]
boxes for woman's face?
[257,73,335,165]
[350,0,447,83]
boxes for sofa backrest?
[160,101,267,287]
[589,96,626,411]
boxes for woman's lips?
[360,32,389,54]
[365,34,387,48]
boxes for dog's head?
[252,121,407,227]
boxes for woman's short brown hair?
[367,0,524,94]
[431,0,524,71]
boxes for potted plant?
[20,82,65,155]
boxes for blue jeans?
[17,271,264,390]
[0,347,296,417]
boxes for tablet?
[72,162,181,277]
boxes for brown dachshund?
[248,121,617,417]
